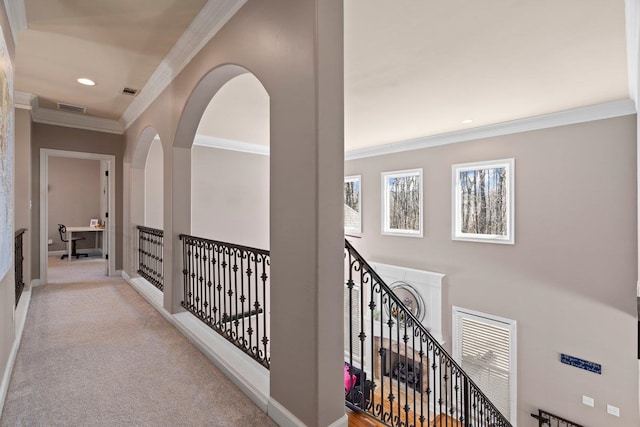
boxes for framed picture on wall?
[452,159,514,244]
[344,175,362,234]
[89,219,99,228]
[381,169,423,237]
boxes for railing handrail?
[15,228,26,237]
[179,233,270,257]
[137,225,163,236]
[531,409,584,427]
[345,238,512,426]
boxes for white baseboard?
[30,279,42,287]
[267,399,348,427]
[0,283,33,414]
[268,398,306,427]
[328,414,348,427]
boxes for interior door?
[103,165,110,275]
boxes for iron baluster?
[180,234,270,369]
[137,226,164,291]
[14,229,26,307]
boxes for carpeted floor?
[1,256,275,426]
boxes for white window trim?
[381,168,423,237]
[452,306,517,424]
[451,158,515,245]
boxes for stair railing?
[344,239,512,427]
[137,225,164,291]
[180,234,270,369]
[531,409,584,427]
[14,228,26,307]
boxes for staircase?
[344,239,512,427]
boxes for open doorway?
[39,149,116,283]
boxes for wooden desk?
[65,226,105,262]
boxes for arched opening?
[131,126,164,230]
[191,72,269,248]
[167,64,272,377]
[129,127,164,295]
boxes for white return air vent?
[57,102,87,114]
[122,87,139,96]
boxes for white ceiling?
[12,0,636,151]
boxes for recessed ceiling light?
[462,119,473,124]
[77,78,95,86]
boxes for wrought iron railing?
[180,234,270,369]
[531,409,584,427]
[14,228,26,307]
[344,239,511,427]
[137,225,164,291]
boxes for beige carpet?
[1,256,275,426]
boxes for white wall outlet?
[47,239,53,245]
[582,395,594,407]
[607,404,620,417]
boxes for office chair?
[58,224,88,259]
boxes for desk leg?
[66,231,72,262]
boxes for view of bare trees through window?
[344,180,360,212]
[385,171,421,233]
[344,176,361,232]
[459,166,507,235]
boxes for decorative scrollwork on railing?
[180,234,270,369]
[344,239,511,427]
[14,229,26,307]
[137,225,164,291]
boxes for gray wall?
[345,115,638,426]
[47,157,101,251]
[31,123,124,279]
[191,146,269,249]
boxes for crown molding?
[14,91,35,110]
[194,134,269,156]
[345,99,637,160]
[121,0,247,129]
[3,0,27,45]
[31,106,125,134]
[626,0,640,107]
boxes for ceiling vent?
[57,102,87,114]
[122,87,139,96]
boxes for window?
[452,307,517,422]
[344,175,362,234]
[381,169,423,237]
[452,159,515,244]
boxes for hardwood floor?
[347,410,461,427]
[347,410,387,427]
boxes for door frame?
[39,148,117,282]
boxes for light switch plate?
[582,395,594,407]
[607,404,620,417]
